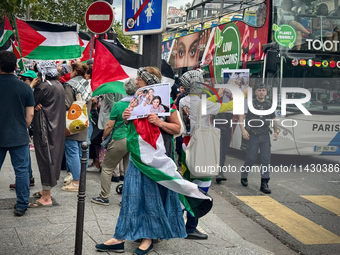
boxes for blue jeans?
[28,156,33,179]
[65,139,83,181]
[0,145,30,210]
[241,133,271,180]
[186,186,210,233]
[85,121,92,170]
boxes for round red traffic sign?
[85,1,114,34]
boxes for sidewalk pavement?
[0,151,293,255]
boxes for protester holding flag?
[29,61,65,207]
[62,62,92,192]
[95,67,187,254]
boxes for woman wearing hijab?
[62,62,92,192]
[29,61,65,207]
[95,67,186,255]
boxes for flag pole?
[89,33,94,59]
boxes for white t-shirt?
[179,95,220,136]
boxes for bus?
[162,0,340,156]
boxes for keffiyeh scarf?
[137,67,161,85]
[179,70,205,94]
[37,61,59,82]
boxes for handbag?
[100,122,125,149]
[66,100,88,136]
[185,100,220,177]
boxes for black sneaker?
[185,229,208,240]
[91,197,109,206]
[260,180,271,194]
[119,176,124,181]
[111,176,120,182]
[241,178,248,186]
[14,208,27,217]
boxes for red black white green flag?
[92,39,143,96]
[13,16,81,60]
[92,39,175,96]
[0,15,15,51]
[92,39,212,217]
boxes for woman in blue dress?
[95,66,186,255]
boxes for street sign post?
[122,0,167,35]
[85,1,115,34]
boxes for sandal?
[28,200,53,208]
[32,192,42,198]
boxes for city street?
[0,151,296,255]
[211,149,340,255]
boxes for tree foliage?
[1,1,136,50]
[113,21,135,50]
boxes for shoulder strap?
[112,122,125,134]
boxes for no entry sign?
[85,1,114,34]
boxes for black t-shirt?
[171,83,180,101]
[175,91,188,108]
[246,99,275,133]
[0,74,35,147]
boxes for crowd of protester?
[1,49,273,255]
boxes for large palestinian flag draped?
[93,39,212,217]
[13,16,81,60]
[128,118,212,218]
[0,15,15,51]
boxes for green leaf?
[218,37,223,48]
[273,24,278,31]
[289,42,294,48]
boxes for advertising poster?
[169,29,212,68]
[127,83,171,120]
[162,40,173,62]
[222,69,250,113]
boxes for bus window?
[278,54,340,114]
[273,0,340,51]
[243,0,267,27]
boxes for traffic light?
[93,0,113,4]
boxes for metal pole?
[142,34,162,69]
[89,34,94,59]
[26,4,30,20]
[138,35,143,55]
[74,142,88,255]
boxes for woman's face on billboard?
[175,33,200,68]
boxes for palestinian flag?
[80,37,94,62]
[79,31,91,53]
[127,118,213,218]
[92,39,175,96]
[0,15,15,51]
[13,16,81,60]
